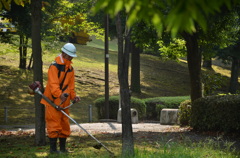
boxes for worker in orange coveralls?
[41,43,80,154]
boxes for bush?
[94,96,146,120]
[178,100,191,126]
[202,72,228,95]
[191,95,240,132]
[144,96,190,120]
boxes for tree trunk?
[19,35,28,69]
[182,32,203,101]
[23,37,28,68]
[116,13,134,157]
[28,52,33,70]
[131,42,141,93]
[229,57,239,94]
[31,0,45,146]
[19,34,24,69]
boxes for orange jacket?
[40,54,76,107]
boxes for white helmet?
[61,43,77,57]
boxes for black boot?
[49,138,59,154]
[59,138,69,153]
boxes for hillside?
[0,39,231,125]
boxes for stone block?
[117,108,138,124]
[160,108,179,125]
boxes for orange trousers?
[45,98,71,138]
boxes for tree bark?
[19,34,24,68]
[116,13,134,157]
[131,42,141,93]
[182,32,203,101]
[229,57,239,94]
[31,0,45,146]
[19,35,29,69]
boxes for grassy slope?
[0,38,232,125]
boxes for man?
[40,43,80,154]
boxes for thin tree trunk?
[131,42,141,93]
[19,35,28,69]
[22,36,28,69]
[19,34,24,68]
[116,13,134,157]
[182,32,203,101]
[31,0,45,146]
[229,57,239,94]
[28,52,33,70]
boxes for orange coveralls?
[40,54,76,138]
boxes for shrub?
[94,96,146,120]
[202,72,228,95]
[191,95,240,132]
[144,96,190,120]
[178,100,191,126]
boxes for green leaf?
[14,0,20,5]
[125,0,135,13]
[152,13,161,26]
[113,0,124,15]
[2,0,10,10]
[91,0,110,14]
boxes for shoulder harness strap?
[50,62,74,99]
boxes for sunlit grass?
[0,130,239,158]
[0,38,233,125]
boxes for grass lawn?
[0,127,239,158]
[0,38,195,125]
[0,38,239,158]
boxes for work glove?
[73,96,81,103]
[60,93,69,102]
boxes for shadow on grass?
[0,128,240,158]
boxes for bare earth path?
[0,122,172,133]
[1,122,240,151]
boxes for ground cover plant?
[0,127,240,158]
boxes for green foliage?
[94,96,146,120]
[202,72,228,95]
[178,100,191,126]
[144,96,190,120]
[200,9,239,62]
[92,0,234,37]
[41,0,104,44]
[131,22,160,52]
[191,95,240,132]
[0,0,26,11]
[158,38,187,61]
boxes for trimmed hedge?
[94,96,146,120]
[178,100,191,126]
[191,95,240,132]
[144,96,190,120]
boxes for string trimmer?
[29,81,114,156]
